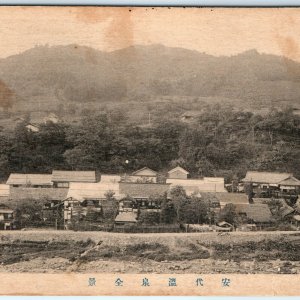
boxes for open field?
[0,230,300,274]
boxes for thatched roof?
[236,203,272,223]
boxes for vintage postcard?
[0,6,300,296]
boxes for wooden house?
[115,211,137,225]
[125,167,158,183]
[0,204,13,230]
[119,182,170,210]
[0,184,9,202]
[63,177,123,222]
[235,203,272,225]
[242,171,300,193]
[51,170,96,188]
[242,171,300,203]
[215,192,249,209]
[6,173,53,188]
[168,166,189,179]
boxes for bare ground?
[0,230,300,274]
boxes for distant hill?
[0,44,300,114]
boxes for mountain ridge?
[0,44,300,114]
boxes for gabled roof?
[236,203,272,223]
[132,167,157,177]
[215,193,249,205]
[67,181,124,202]
[51,170,96,183]
[120,182,170,198]
[115,211,137,223]
[279,177,300,186]
[242,171,293,184]
[6,173,53,186]
[168,166,189,175]
[217,221,233,227]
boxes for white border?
[0,0,300,5]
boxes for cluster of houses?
[0,166,299,230]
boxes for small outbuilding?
[167,166,189,179]
[115,211,137,225]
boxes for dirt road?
[1,230,299,274]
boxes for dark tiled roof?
[52,170,96,182]
[215,193,249,205]
[9,187,68,202]
[119,182,170,198]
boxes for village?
[0,166,300,233]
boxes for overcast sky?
[0,7,300,60]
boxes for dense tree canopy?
[0,106,299,182]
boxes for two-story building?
[51,170,96,188]
[242,171,300,198]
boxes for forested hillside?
[0,44,299,181]
[0,106,299,182]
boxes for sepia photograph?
[0,6,300,295]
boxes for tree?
[179,197,209,224]
[169,185,189,222]
[244,183,254,203]
[102,191,119,221]
[160,199,177,224]
[14,198,47,228]
[218,203,239,226]
[138,211,160,225]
